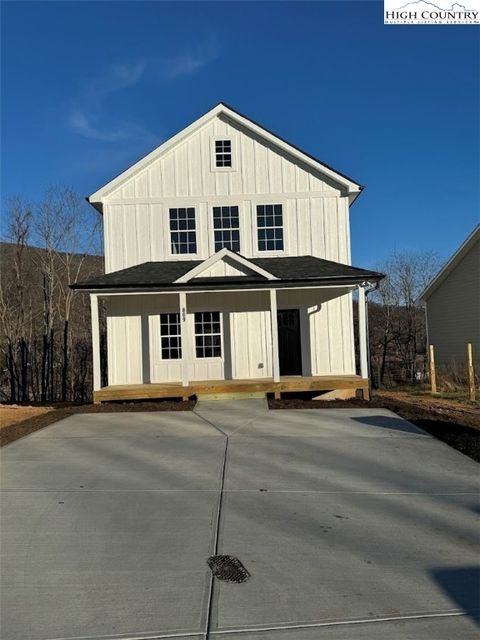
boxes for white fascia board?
[89,283,357,296]
[88,103,362,205]
[222,108,362,195]
[174,248,278,283]
[419,225,480,301]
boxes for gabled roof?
[419,225,480,301]
[71,254,383,291]
[88,103,364,209]
[174,248,277,283]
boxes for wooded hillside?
[1,187,103,403]
[0,242,104,402]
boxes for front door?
[277,309,302,376]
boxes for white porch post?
[269,289,280,383]
[358,285,368,379]
[90,293,101,392]
[179,292,189,387]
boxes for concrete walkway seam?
[207,610,468,635]
[193,409,230,640]
[45,632,204,640]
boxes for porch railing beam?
[270,289,280,383]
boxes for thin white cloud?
[158,38,219,80]
[68,60,156,143]
[68,38,219,144]
[68,110,155,144]
[83,61,146,108]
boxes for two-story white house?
[73,103,383,402]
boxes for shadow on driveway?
[350,414,425,434]
[431,566,480,624]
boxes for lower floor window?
[160,313,181,360]
[194,311,221,358]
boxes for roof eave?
[419,225,480,301]
[86,196,103,215]
[70,273,384,293]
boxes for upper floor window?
[160,313,182,360]
[213,206,240,252]
[215,140,232,168]
[257,204,284,252]
[194,311,222,358]
[169,207,197,254]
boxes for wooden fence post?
[429,344,437,394]
[467,343,476,402]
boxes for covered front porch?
[88,283,372,403]
[72,250,383,404]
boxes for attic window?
[215,140,232,167]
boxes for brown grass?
[0,405,55,430]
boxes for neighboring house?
[420,225,480,368]
[73,103,383,402]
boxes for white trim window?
[169,207,197,254]
[257,204,284,251]
[160,313,182,360]
[215,139,232,168]
[194,311,222,358]
[213,206,240,252]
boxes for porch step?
[197,391,267,401]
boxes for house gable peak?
[88,103,363,209]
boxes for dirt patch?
[375,390,480,430]
[374,390,479,462]
[0,405,54,430]
[269,390,479,463]
[0,400,195,447]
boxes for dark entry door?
[277,309,302,376]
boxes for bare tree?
[0,197,33,401]
[33,186,101,401]
[34,188,62,400]
[1,186,103,404]
[371,250,442,386]
[53,189,100,400]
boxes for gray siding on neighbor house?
[426,238,480,367]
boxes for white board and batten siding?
[99,110,357,385]
[102,115,351,272]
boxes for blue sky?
[2,1,479,267]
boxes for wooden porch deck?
[93,375,369,403]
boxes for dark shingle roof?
[251,256,380,280]
[71,255,383,291]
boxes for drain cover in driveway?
[207,555,250,583]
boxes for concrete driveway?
[1,401,478,639]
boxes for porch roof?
[71,255,383,292]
